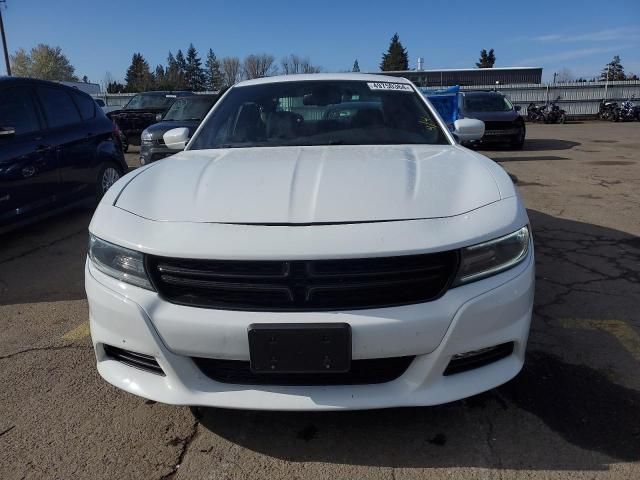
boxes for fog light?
[443,342,514,376]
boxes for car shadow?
[478,139,580,152]
[0,207,92,305]
[197,210,640,472]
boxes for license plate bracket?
[248,323,351,374]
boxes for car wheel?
[120,134,129,153]
[97,163,123,201]
[511,125,525,149]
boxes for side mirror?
[0,126,16,137]
[514,105,521,111]
[453,119,485,142]
[155,113,163,122]
[163,127,189,150]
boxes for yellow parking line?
[63,322,90,341]
[558,318,640,362]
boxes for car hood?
[145,120,200,139]
[462,110,519,122]
[114,145,502,224]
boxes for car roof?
[461,90,505,96]
[134,90,194,96]
[235,73,413,87]
[0,76,93,96]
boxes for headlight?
[88,234,154,290]
[453,226,530,286]
[141,130,153,142]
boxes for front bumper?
[140,142,174,165]
[85,244,534,411]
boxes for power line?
[0,0,10,76]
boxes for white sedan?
[86,73,534,411]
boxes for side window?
[0,87,41,135]
[71,91,97,120]
[36,86,82,128]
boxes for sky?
[2,0,639,85]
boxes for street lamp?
[0,0,10,76]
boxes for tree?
[380,33,408,71]
[106,81,125,93]
[124,53,153,92]
[82,75,89,83]
[280,54,321,74]
[243,53,276,79]
[352,59,360,72]
[221,56,242,86]
[165,51,183,90]
[600,55,626,81]
[555,68,573,83]
[204,49,223,91]
[154,65,166,89]
[185,44,206,91]
[476,48,496,68]
[10,44,77,81]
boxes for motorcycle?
[614,96,639,122]
[544,96,566,124]
[598,100,619,121]
[527,102,546,122]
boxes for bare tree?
[243,53,276,79]
[280,54,321,75]
[556,68,573,83]
[221,56,242,86]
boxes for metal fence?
[92,81,640,118]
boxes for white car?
[86,73,534,411]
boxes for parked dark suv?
[140,94,219,165]
[0,77,127,231]
[107,91,193,147]
[458,91,525,148]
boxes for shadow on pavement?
[479,139,580,152]
[198,210,640,471]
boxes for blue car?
[0,77,128,232]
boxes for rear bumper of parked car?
[85,244,534,411]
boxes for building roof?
[375,67,542,74]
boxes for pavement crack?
[0,228,87,265]
[0,425,15,437]
[159,418,199,480]
[0,345,90,361]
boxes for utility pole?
[0,0,10,76]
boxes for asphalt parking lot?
[1,121,639,479]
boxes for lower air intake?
[103,344,165,376]
[443,342,514,376]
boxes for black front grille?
[193,356,415,385]
[103,344,165,375]
[483,120,517,131]
[146,252,458,311]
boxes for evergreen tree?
[124,53,153,92]
[185,43,206,91]
[380,33,409,71]
[476,49,496,68]
[154,65,166,89]
[205,49,223,91]
[165,52,182,90]
[600,55,626,81]
[352,59,360,72]
[173,49,188,89]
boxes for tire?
[510,124,526,149]
[120,134,129,153]
[96,162,123,201]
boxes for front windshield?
[125,94,176,110]
[464,94,513,112]
[190,80,448,149]
[163,97,216,121]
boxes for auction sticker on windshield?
[367,82,413,92]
